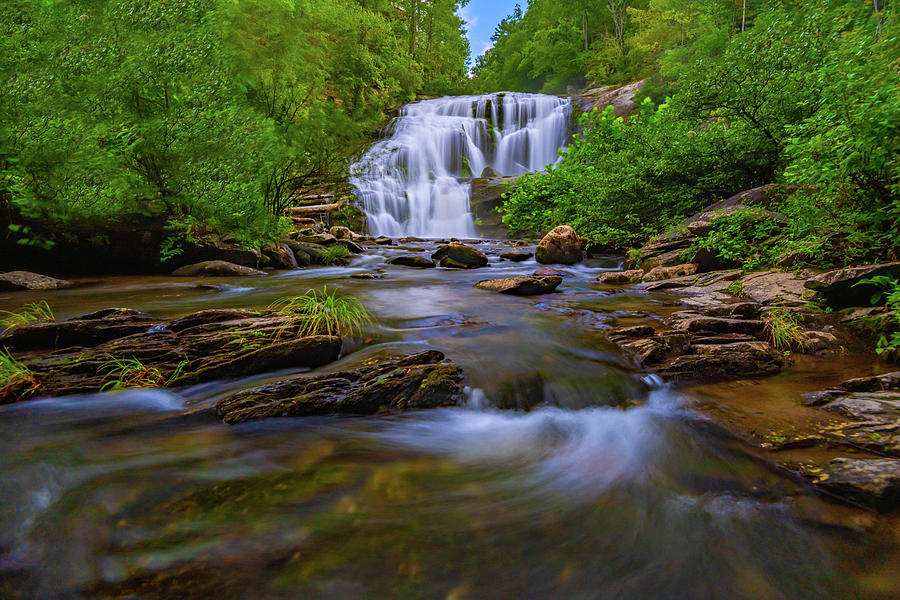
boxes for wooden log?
[287,202,343,216]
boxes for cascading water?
[350,93,571,238]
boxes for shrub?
[857,275,900,358]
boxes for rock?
[329,226,354,240]
[499,250,533,262]
[294,249,311,267]
[805,262,900,307]
[295,232,337,246]
[385,256,436,268]
[685,221,713,236]
[668,313,766,336]
[399,236,426,243]
[643,263,698,282]
[0,271,74,291]
[432,243,488,269]
[261,244,298,270]
[739,271,809,305]
[350,272,380,279]
[342,240,365,254]
[479,166,500,178]
[215,350,463,424]
[689,248,737,273]
[656,341,786,382]
[804,458,900,511]
[535,226,582,265]
[470,175,518,238]
[705,302,762,319]
[474,275,562,296]
[533,267,567,277]
[797,330,840,355]
[596,270,644,284]
[197,235,264,268]
[171,261,266,277]
[374,236,393,245]
[0,308,343,404]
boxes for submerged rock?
[0,270,74,291]
[535,226,582,265]
[216,350,463,424]
[803,458,900,512]
[386,255,436,268]
[171,261,266,277]
[432,243,488,269]
[0,308,342,403]
[474,275,562,296]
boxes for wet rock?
[499,250,533,262]
[689,248,738,273]
[342,240,365,254]
[329,226,355,240]
[399,236,426,243]
[0,308,343,403]
[596,270,643,284]
[195,235,264,268]
[643,263,698,282]
[374,236,393,245]
[705,302,762,319]
[215,350,463,424]
[668,313,766,336]
[350,272,380,279]
[533,267,567,277]
[804,458,900,511]
[535,226,582,265]
[293,249,311,267]
[262,244,298,270]
[797,330,840,356]
[171,261,266,277]
[474,275,562,296]
[656,341,786,382]
[386,256,436,268]
[432,243,488,269]
[0,271,74,291]
[805,262,900,307]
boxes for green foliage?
[0,0,470,251]
[724,279,744,297]
[0,347,40,401]
[318,244,351,266]
[100,357,188,391]
[857,276,900,357]
[0,301,55,332]
[763,309,804,354]
[269,287,371,338]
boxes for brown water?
[0,242,896,599]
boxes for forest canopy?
[0,0,471,248]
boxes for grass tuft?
[0,301,55,332]
[269,286,371,338]
[0,348,40,401]
[318,244,350,265]
[100,357,188,391]
[762,309,805,353]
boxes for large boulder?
[0,271,74,291]
[474,275,562,296]
[215,350,463,424]
[261,244,298,270]
[171,261,266,277]
[535,226,582,265]
[431,242,488,269]
[805,262,900,307]
[386,256,436,268]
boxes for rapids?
[1,242,897,599]
[350,93,571,238]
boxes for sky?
[459,1,522,64]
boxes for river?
[2,241,897,599]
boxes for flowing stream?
[1,243,898,599]
[350,93,571,238]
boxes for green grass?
[0,301,55,332]
[762,309,805,353]
[724,280,744,297]
[0,348,40,401]
[318,244,350,265]
[269,286,371,338]
[100,357,188,391]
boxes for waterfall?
[350,93,571,238]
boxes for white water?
[350,93,571,238]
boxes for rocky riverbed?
[1,227,899,599]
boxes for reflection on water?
[0,242,892,599]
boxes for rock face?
[0,308,342,404]
[474,275,562,296]
[0,271,74,291]
[431,243,488,269]
[805,262,900,307]
[803,459,900,511]
[215,350,463,424]
[386,256,436,268]
[535,226,582,265]
[171,261,266,277]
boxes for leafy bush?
[270,287,371,338]
[857,276,900,358]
